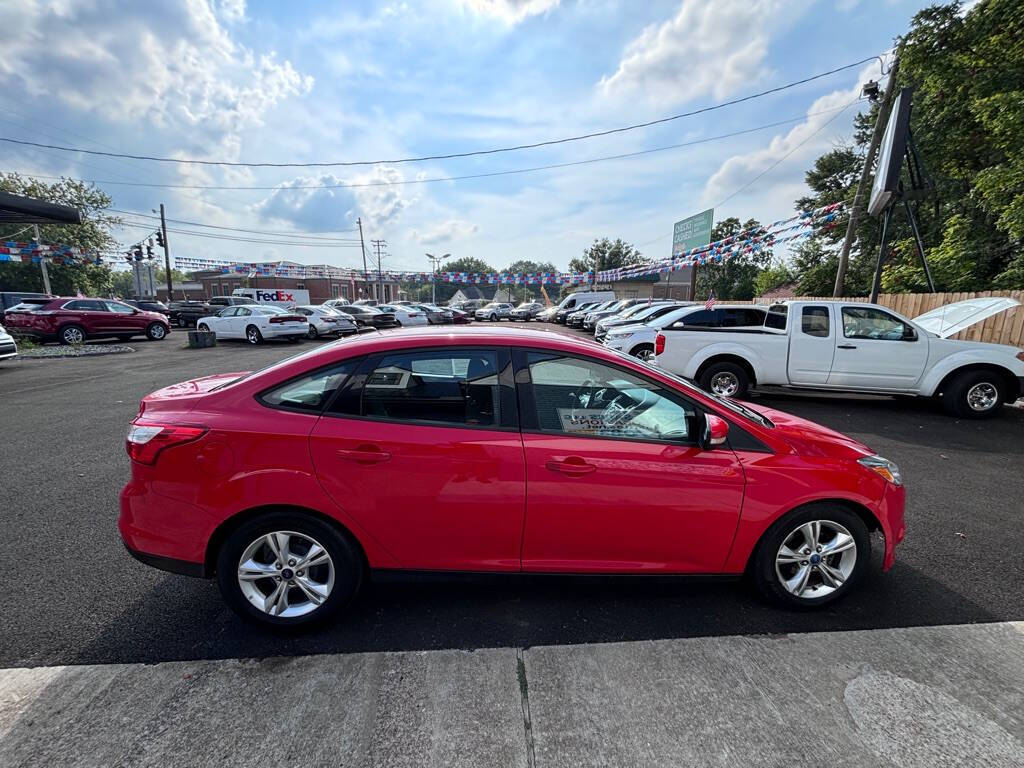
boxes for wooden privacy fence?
[742,290,1024,347]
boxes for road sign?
[672,209,714,255]
[670,209,713,299]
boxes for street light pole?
[426,252,451,304]
[32,224,52,294]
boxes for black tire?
[245,325,263,345]
[630,344,655,362]
[146,323,167,341]
[197,323,212,334]
[698,361,750,399]
[941,369,1006,419]
[215,511,363,629]
[307,325,319,340]
[752,503,871,609]
[59,324,86,345]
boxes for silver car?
[510,301,545,320]
[0,323,18,362]
[474,302,514,321]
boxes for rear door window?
[332,348,512,429]
[801,306,830,337]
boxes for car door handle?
[837,344,857,350]
[545,458,596,476]
[336,446,391,464]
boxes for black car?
[168,300,212,328]
[125,299,170,316]
[336,304,400,329]
[556,302,598,324]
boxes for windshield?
[609,349,774,428]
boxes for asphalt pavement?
[1,326,1023,670]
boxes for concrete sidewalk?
[2,622,1022,767]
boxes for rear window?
[260,360,361,413]
[764,311,787,330]
[719,308,766,328]
[254,306,285,315]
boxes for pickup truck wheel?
[942,370,1005,419]
[752,504,870,609]
[631,344,655,362]
[698,362,749,399]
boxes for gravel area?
[14,344,136,359]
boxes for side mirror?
[700,413,729,450]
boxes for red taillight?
[270,315,302,323]
[655,333,666,355]
[126,422,207,465]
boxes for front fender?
[917,345,1024,396]
[681,341,763,381]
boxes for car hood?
[913,297,1020,338]
[605,322,648,335]
[741,402,873,459]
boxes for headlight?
[858,455,902,486]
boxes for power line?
[0,56,880,169]
[5,106,854,194]
[108,209,361,240]
[115,220,366,247]
[713,99,859,208]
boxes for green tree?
[791,239,840,296]
[569,238,643,275]
[418,256,498,303]
[0,173,122,296]
[754,261,795,297]
[694,218,773,300]
[793,0,1024,293]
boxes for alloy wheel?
[709,371,740,397]
[966,382,998,412]
[149,324,166,339]
[62,326,84,344]
[774,519,857,599]
[236,531,335,618]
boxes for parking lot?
[2,325,1022,669]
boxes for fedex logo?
[255,290,294,302]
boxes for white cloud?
[700,61,876,208]
[598,0,808,106]
[0,0,310,161]
[414,219,479,245]
[459,0,561,24]
[217,0,246,21]
[254,166,417,231]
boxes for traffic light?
[146,244,154,259]
[155,230,165,248]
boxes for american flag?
[704,291,715,311]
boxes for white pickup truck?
[653,297,1024,418]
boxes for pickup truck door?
[786,304,836,385]
[827,305,928,390]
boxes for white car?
[196,304,309,345]
[377,304,429,326]
[289,305,358,339]
[0,323,18,362]
[604,304,765,361]
[653,298,1024,418]
[475,303,514,321]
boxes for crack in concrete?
[516,649,536,768]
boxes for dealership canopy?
[0,191,82,225]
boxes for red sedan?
[5,296,170,344]
[119,327,905,627]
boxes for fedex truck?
[232,287,310,307]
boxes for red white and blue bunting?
[0,241,104,265]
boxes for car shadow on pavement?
[60,550,1005,668]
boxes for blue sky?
[1,0,938,273]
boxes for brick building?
[191,263,400,304]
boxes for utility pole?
[32,224,52,294]
[833,58,900,297]
[158,204,172,299]
[426,252,451,304]
[357,217,368,299]
[371,239,387,302]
